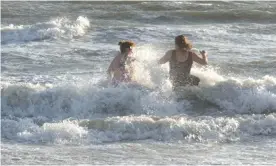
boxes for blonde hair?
[175,35,192,50]
[118,40,136,53]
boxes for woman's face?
[126,47,133,55]
[175,44,189,51]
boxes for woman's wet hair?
[175,35,192,50]
[118,40,136,53]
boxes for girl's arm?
[192,50,208,65]
[158,50,173,64]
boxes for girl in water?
[158,35,208,90]
[107,40,136,85]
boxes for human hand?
[200,50,207,57]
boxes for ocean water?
[1,1,276,165]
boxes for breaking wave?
[1,16,90,44]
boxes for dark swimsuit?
[169,50,200,90]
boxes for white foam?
[80,114,276,143]
[194,75,276,114]
[1,118,87,144]
[2,113,276,144]
[1,16,90,44]
[239,114,276,136]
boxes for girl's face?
[126,47,133,55]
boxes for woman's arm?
[107,53,120,76]
[192,50,208,65]
[158,50,173,64]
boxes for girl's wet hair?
[175,35,192,50]
[118,40,136,53]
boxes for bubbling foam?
[1,16,90,44]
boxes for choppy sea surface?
[1,1,276,165]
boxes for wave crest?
[1,16,90,44]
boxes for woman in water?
[158,35,208,90]
[107,40,136,85]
